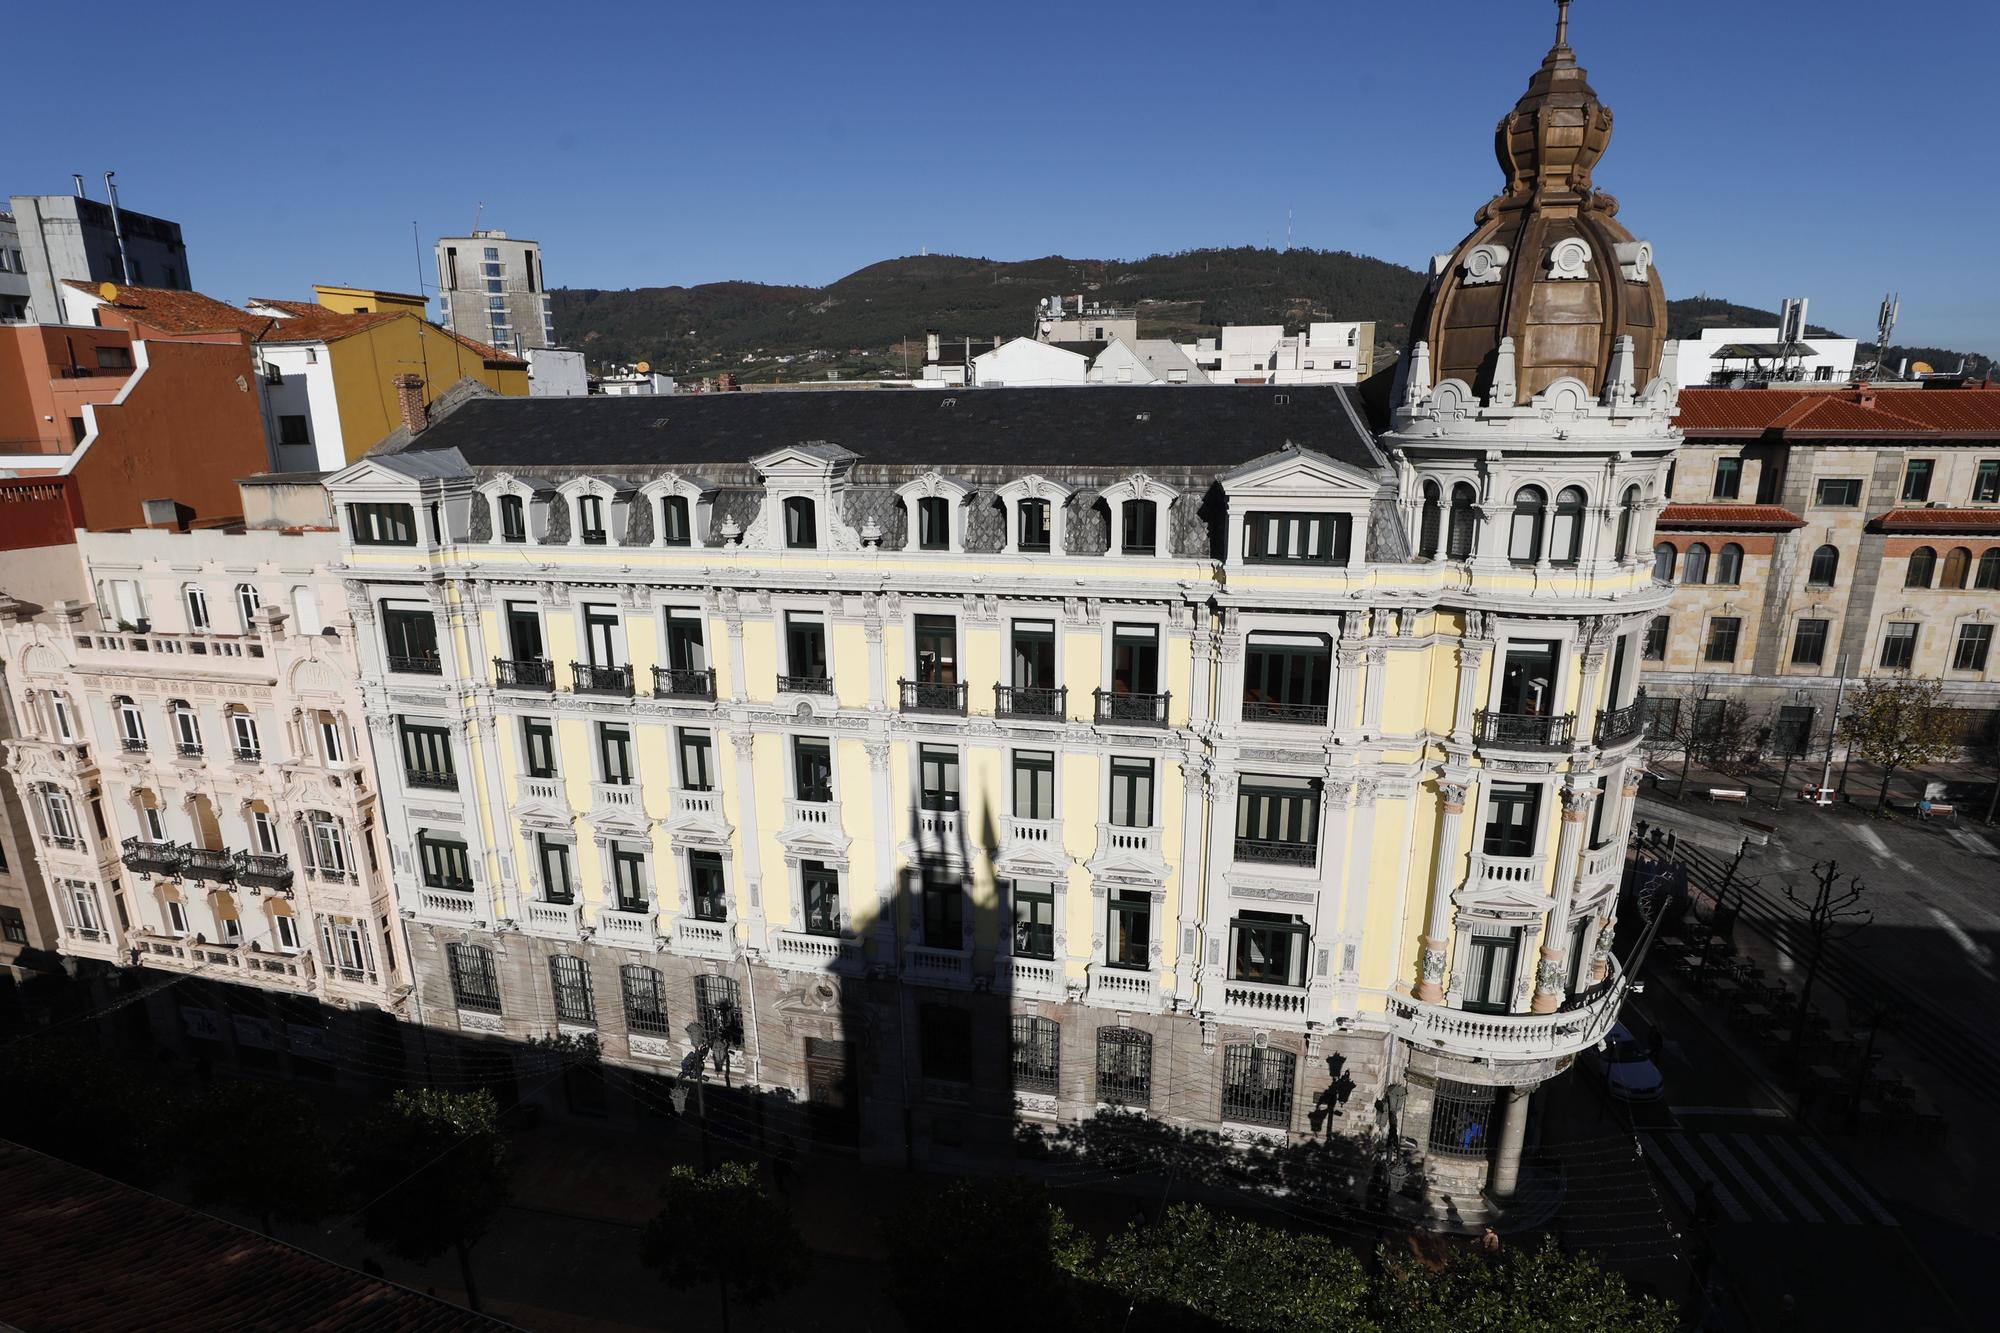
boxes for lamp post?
[1817,655,1848,802]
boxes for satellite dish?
[99,280,120,300]
[636,361,651,373]
[1911,361,1934,377]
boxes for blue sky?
[16,0,1996,355]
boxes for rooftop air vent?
[650,418,670,428]
[1134,411,1152,422]
[1272,394,1290,406]
[939,397,957,409]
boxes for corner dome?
[1408,1,1668,404]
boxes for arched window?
[182,583,210,631]
[1550,486,1586,564]
[660,495,692,546]
[1120,498,1159,555]
[1978,547,2000,590]
[1615,485,1639,560]
[1940,546,1971,590]
[1446,483,1478,559]
[1652,542,1677,582]
[1681,542,1710,585]
[115,696,146,747]
[1016,497,1052,552]
[498,493,527,542]
[1418,481,1443,558]
[1905,546,1936,589]
[1808,544,1839,586]
[783,497,817,549]
[1715,543,1743,585]
[170,700,201,755]
[1508,486,1546,563]
[235,583,259,630]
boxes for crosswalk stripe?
[1802,1138,1899,1226]
[1638,1133,1696,1214]
[1644,1133,1749,1223]
[1702,1134,1783,1222]
[1729,1133,1822,1224]
[1768,1137,1859,1225]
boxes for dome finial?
[1555,0,1571,49]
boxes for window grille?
[1428,1079,1497,1158]
[550,955,595,1025]
[1221,1044,1296,1127]
[694,974,743,1049]
[447,943,501,1013]
[620,964,670,1035]
[1096,1027,1153,1107]
[1011,1016,1060,1095]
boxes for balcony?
[899,678,966,716]
[1216,977,1311,1022]
[591,781,644,818]
[120,736,149,754]
[1581,841,1625,884]
[1241,699,1329,727]
[670,789,722,822]
[903,943,970,986]
[524,898,582,940]
[572,662,634,697]
[174,742,204,760]
[1233,837,1317,868]
[1095,823,1161,858]
[915,806,960,855]
[181,846,237,884]
[232,746,262,765]
[234,851,294,892]
[1094,688,1169,727]
[517,774,565,806]
[783,798,842,836]
[1087,965,1160,1011]
[1386,959,1626,1061]
[1003,816,1062,852]
[415,884,480,925]
[1473,709,1576,750]
[405,767,459,792]
[776,673,834,696]
[996,954,1063,1000]
[771,929,863,973]
[1470,854,1547,893]
[654,666,717,701]
[493,656,555,691]
[595,906,658,950]
[672,916,736,960]
[994,684,1066,720]
[1594,691,1648,747]
[121,836,184,876]
[387,653,442,676]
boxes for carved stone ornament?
[1548,236,1592,280]
[1462,242,1509,286]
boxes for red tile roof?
[1876,507,2000,533]
[0,1140,518,1332]
[1677,385,2000,438]
[64,279,268,336]
[1657,503,1807,530]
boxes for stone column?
[1195,766,1238,1009]
[719,591,747,701]
[1532,784,1593,1013]
[1451,616,1490,745]
[1487,1085,1532,1198]
[1361,645,1389,737]
[866,739,897,962]
[1417,778,1468,1002]
[728,721,765,951]
[1332,644,1365,741]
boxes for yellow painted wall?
[326,314,529,462]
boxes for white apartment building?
[1184,322,1377,386]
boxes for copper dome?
[1411,2,1668,403]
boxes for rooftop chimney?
[925,329,940,362]
[393,373,428,433]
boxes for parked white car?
[1587,1023,1665,1102]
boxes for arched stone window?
[1905,546,1937,589]
[182,583,210,632]
[1446,483,1478,559]
[1681,542,1710,585]
[235,583,260,631]
[1940,546,1971,590]
[1977,548,2000,590]
[1650,542,1676,582]
[994,475,1073,555]
[895,472,975,554]
[1097,474,1178,558]
[1715,542,1743,586]
[1418,481,1443,558]
[1508,486,1546,563]
[1549,486,1586,564]
[1808,544,1839,586]
[1615,485,1639,561]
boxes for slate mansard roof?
[396,384,1385,478]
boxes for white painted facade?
[1184,321,1375,385]
[253,340,344,472]
[1087,338,1209,385]
[1670,325,1859,388]
[969,337,1090,387]
[526,347,590,398]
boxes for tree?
[1373,1235,1676,1332]
[1781,860,1872,1070]
[640,1161,806,1333]
[1647,690,1753,801]
[185,1079,338,1236]
[1098,1203,1374,1333]
[1841,677,1958,812]
[0,1038,179,1186]
[882,1177,1093,1332]
[341,1088,511,1311]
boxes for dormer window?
[1018,499,1051,552]
[1243,511,1349,565]
[784,497,818,549]
[1447,483,1478,559]
[914,497,951,550]
[348,502,416,546]
[576,494,607,545]
[499,494,527,542]
[661,495,692,546]
[1508,486,1547,563]
[1121,499,1158,555]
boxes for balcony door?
[1463,931,1517,1014]
[1497,640,1559,716]
[915,615,957,685]
[583,604,623,668]
[506,602,544,661]
[1111,624,1158,695]
[666,612,706,671]
[1011,620,1056,688]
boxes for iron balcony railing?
[1594,690,1649,747]
[405,767,459,791]
[181,846,237,884]
[232,746,262,763]
[175,742,203,759]
[900,678,967,716]
[121,836,184,875]
[777,673,834,696]
[1234,837,1319,868]
[493,656,555,690]
[120,736,148,753]
[1473,709,1576,749]
[995,684,1066,719]
[233,851,294,892]
[386,653,442,676]
[654,666,717,701]
[1241,698,1329,726]
[1094,688,1170,727]
[571,662,634,696]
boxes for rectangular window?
[678,728,714,791]
[785,613,827,682]
[1221,1045,1296,1127]
[347,502,417,545]
[583,604,623,667]
[598,723,634,785]
[1704,616,1741,663]
[1974,460,2000,503]
[576,494,607,544]
[1954,623,1993,672]
[1243,510,1349,564]
[399,720,455,788]
[1482,783,1540,858]
[1109,757,1154,827]
[802,860,840,935]
[118,699,145,745]
[418,833,471,891]
[1497,639,1560,716]
[1242,634,1331,720]
[914,614,957,685]
[1017,498,1051,552]
[784,496,817,549]
[1642,615,1669,661]
[1711,457,1743,500]
[1902,459,1934,502]
[505,601,544,661]
[252,810,280,856]
[1098,1028,1153,1106]
[523,717,557,778]
[916,496,951,549]
[380,603,439,671]
[922,872,964,950]
[1011,880,1055,959]
[610,841,648,911]
[538,835,574,902]
[1791,618,1830,667]
[1111,623,1159,695]
[1235,776,1320,861]
[664,609,706,672]
[621,965,671,1035]
[273,911,298,951]
[919,1004,972,1083]
[919,745,960,811]
[1230,911,1308,986]
[231,711,260,759]
[550,955,595,1024]
[1463,933,1517,1014]
[1773,705,1816,759]
[1011,1015,1060,1095]
[661,495,692,545]
[1012,749,1055,820]
[1121,499,1158,554]
[1880,622,1917,670]
[1814,478,1862,507]
[688,851,728,921]
[1010,619,1056,689]
[1108,889,1151,968]
[278,414,310,447]
[793,737,833,801]
[499,493,528,542]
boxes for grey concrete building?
[8,187,191,323]
[0,213,28,322]
[435,230,555,355]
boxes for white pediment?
[1221,446,1380,501]
[750,442,858,480]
